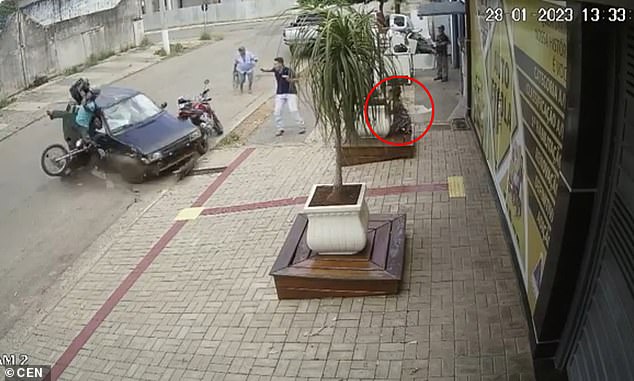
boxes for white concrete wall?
[20,0,122,26]
[0,0,141,98]
[143,0,296,30]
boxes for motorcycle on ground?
[41,136,106,177]
[405,28,435,54]
[177,79,224,153]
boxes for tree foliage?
[289,5,395,192]
[0,0,18,31]
[0,0,18,17]
[297,0,365,7]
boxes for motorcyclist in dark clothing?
[48,79,102,144]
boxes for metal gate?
[563,21,634,381]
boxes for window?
[104,94,162,134]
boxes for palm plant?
[290,4,395,200]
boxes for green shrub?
[200,31,211,41]
[0,97,15,110]
[155,43,185,57]
[139,36,152,47]
[171,43,185,54]
[31,75,49,88]
[216,132,241,147]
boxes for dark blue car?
[43,86,207,183]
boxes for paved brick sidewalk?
[0,122,535,380]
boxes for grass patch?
[200,32,223,42]
[154,43,186,57]
[120,45,130,53]
[216,131,242,148]
[29,75,49,88]
[64,65,82,76]
[172,43,185,54]
[0,97,15,110]
[98,50,115,61]
[85,50,115,67]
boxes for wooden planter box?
[342,133,415,166]
[270,214,407,299]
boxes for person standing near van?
[434,25,450,82]
[261,57,305,137]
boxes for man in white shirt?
[233,46,258,94]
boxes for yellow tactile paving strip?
[174,207,205,221]
[448,176,465,198]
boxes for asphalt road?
[0,21,288,338]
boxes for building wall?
[143,0,296,30]
[0,14,27,98]
[468,0,569,328]
[20,0,122,25]
[0,0,141,98]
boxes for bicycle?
[232,70,240,91]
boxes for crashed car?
[41,86,207,183]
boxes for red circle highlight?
[363,75,435,146]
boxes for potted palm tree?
[290,4,395,254]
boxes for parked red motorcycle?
[177,79,224,151]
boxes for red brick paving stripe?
[191,148,256,207]
[200,182,448,216]
[48,148,256,381]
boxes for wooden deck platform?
[341,134,415,166]
[270,214,407,299]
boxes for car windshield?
[296,14,322,25]
[104,94,162,134]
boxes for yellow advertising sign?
[469,0,568,314]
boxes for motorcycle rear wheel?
[41,144,70,177]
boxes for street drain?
[174,163,227,181]
[451,118,469,130]
[189,166,227,176]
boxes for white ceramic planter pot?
[359,105,391,137]
[303,183,370,255]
